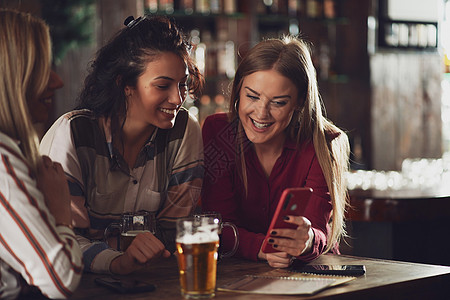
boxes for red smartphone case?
[261,187,313,253]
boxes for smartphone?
[290,264,366,276]
[95,277,156,293]
[261,187,313,253]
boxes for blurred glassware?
[346,154,450,191]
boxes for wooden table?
[346,188,450,265]
[58,254,450,299]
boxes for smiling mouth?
[159,107,176,114]
[42,98,52,105]
[251,118,273,129]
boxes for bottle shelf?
[146,10,245,20]
[256,15,349,25]
[143,0,349,124]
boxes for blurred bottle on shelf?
[223,0,237,14]
[145,0,158,13]
[323,0,336,19]
[306,0,322,19]
[216,28,236,79]
[189,29,206,75]
[180,0,195,14]
[417,24,428,48]
[408,24,418,47]
[288,0,302,17]
[203,30,217,77]
[196,0,210,14]
[385,23,399,47]
[426,24,437,48]
[159,0,174,14]
[210,0,221,14]
[398,23,409,47]
[318,41,330,80]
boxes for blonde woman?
[0,9,82,299]
[201,36,350,268]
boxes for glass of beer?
[176,216,219,299]
[104,211,156,251]
[194,212,239,259]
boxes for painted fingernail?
[273,244,278,248]
[271,231,277,235]
[284,216,290,221]
[268,239,274,243]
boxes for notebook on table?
[218,269,355,295]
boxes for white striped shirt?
[0,132,83,299]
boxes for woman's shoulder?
[204,112,229,125]
[63,109,96,124]
[0,132,24,160]
[202,113,232,135]
[202,113,240,156]
[0,132,31,176]
[48,109,96,129]
[185,109,201,129]
[183,109,202,139]
[41,109,99,151]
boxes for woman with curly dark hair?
[41,15,204,275]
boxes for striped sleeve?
[0,139,83,299]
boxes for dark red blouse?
[201,113,332,262]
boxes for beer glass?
[104,211,156,251]
[176,216,219,299]
[194,212,239,259]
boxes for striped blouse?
[0,132,83,299]
[40,108,204,273]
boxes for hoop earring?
[234,100,239,112]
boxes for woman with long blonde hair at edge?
[202,35,350,268]
[0,9,82,299]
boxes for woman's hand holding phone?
[268,215,314,256]
[259,216,314,268]
[259,187,314,267]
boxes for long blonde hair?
[229,36,350,252]
[0,9,51,173]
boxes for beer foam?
[176,225,219,244]
[121,230,150,236]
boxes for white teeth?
[43,98,52,104]
[159,108,175,114]
[252,119,272,129]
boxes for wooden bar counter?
[348,187,450,222]
[346,187,450,265]
[59,254,450,300]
